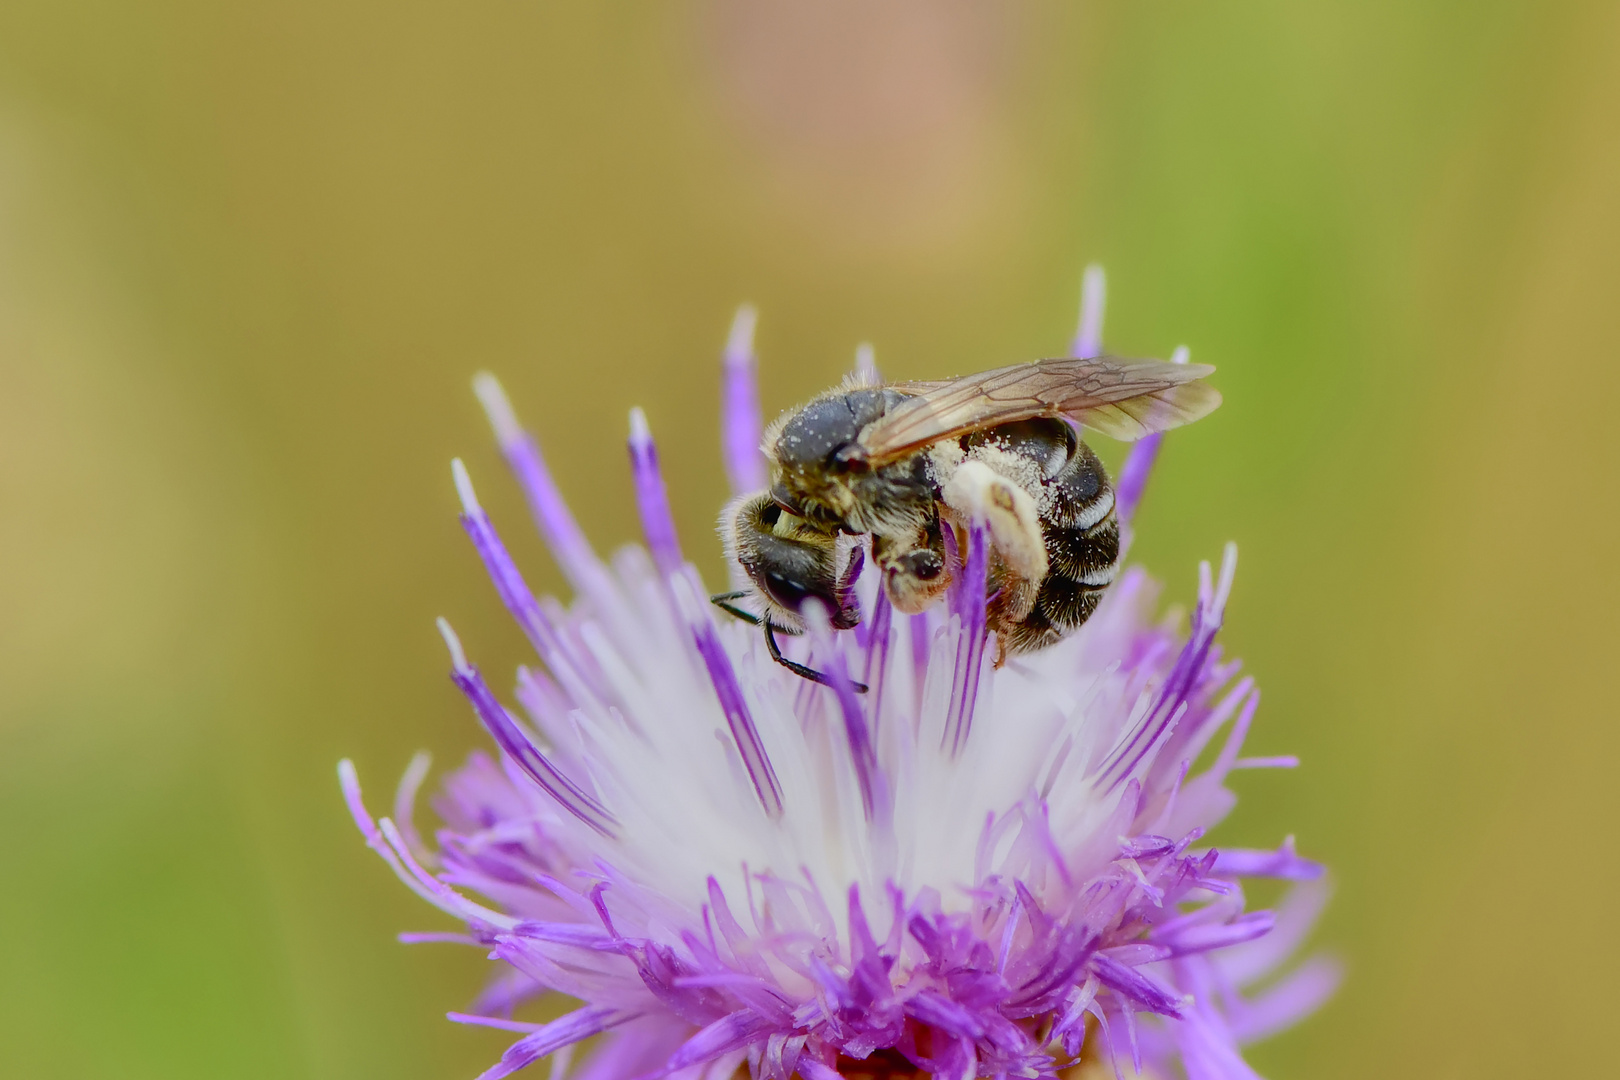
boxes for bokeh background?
[2,1,1617,1076]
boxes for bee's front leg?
[872,515,950,615]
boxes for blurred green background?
[2,1,1616,1076]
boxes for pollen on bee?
[942,460,1048,582]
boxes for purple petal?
[475,1006,634,1080]
[905,991,986,1039]
[809,613,885,823]
[627,408,684,577]
[705,877,769,978]
[1231,755,1299,770]
[1112,344,1192,527]
[338,760,519,930]
[624,413,785,818]
[943,524,990,755]
[673,570,785,818]
[721,306,768,495]
[908,611,932,690]
[468,968,549,1017]
[795,1056,841,1080]
[1159,911,1275,958]
[845,886,893,1005]
[391,750,432,865]
[1227,955,1343,1044]
[399,932,481,945]
[510,921,624,951]
[1091,954,1184,1018]
[473,374,603,592]
[453,460,604,704]
[1206,688,1262,786]
[853,342,880,384]
[451,1011,548,1033]
[1216,880,1332,989]
[1167,973,1263,1080]
[1098,558,1233,791]
[1115,434,1163,524]
[662,1010,775,1073]
[571,1021,691,1080]
[1071,264,1106,360]
[761,1032,807,1080]
[439,621,617,837]
[1211,838,1324,881]
[832,667,883,822]
[861,586,894,716]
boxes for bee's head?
[768,388,902,523]
[722,493,862,630]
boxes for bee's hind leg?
[764,621,868,694]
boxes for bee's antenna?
[710,590,764,627]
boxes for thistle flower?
[341,271,1337,1080]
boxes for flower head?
[341,271,1337,1080]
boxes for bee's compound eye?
[763,571,814,610]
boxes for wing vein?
[858,355,1219,461]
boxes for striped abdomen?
[1002,435,1119,654]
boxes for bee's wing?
[858,355,1220,463]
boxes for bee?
[713,355,1220,689]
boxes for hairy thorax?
[771,454,937,539]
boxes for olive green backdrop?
[2,2,1615,1077]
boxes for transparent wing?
[857,355,1220,462]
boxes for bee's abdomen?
[1005,437,1120,655]
[1047,511,1119,582]
[1005,512,1119,654]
